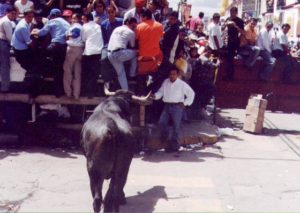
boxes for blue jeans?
[259,50,276,80]
[158,104,184,149]
[240,45,260,67]
[108,49,136,90]
[0,39,11,91]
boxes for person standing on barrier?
[33,8,70,97]
[81,12,103,98]
[0,6,16,92]
[153,65,195,153]
[107,17,137,91]
[224,6,244,80]
[257,21,276,82]
[11,9,35,75]
[272,23,294,84]
[63,13,84,99]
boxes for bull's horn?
[131,91,152,102]
[103,82,116,96]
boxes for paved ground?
[1,109,300,212]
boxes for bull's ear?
[104,83,116,96]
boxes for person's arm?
[45,0,55,7]
[280,34,290,54]
[81,26,87,42]
[183,83,195,106]
[154,81,165,100]
[21,27,33,48]
[129,31,135,48]
[3,21,13,42]
[86,0,97,13]
[37,21,51,37]
[110,0,119,15]
[59,0,64,10]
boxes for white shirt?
[107,25,135,51]
[0,15,13,42]
[273,30,289,51]
[207,22,223,50]
[257,28,274,53]
[14,0,33,15]
[154,78,195,106]
[82,21,103,55]
[66,23,84,47]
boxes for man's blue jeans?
[158,104,184,150]
[240,45,260,67]
[108,49,136,90]
[0,39,10,91]
[259,50,276,81]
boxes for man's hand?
[179,103,185,109]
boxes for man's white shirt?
[107,25,135,51]
[207,22,223,50]
[82,21,103,55]
[154,78,195,106]
[257,28,274,53]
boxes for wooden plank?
[0,93,31,103]
[34,95,106,105]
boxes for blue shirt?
[92,10,108,24]
[0,2,11,18]
[39,17,70,44]
[11,19,32,50]
[101,17,123,47]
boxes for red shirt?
[136,19,163,57]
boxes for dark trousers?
[158,104,184,150]
[14,49,35,74]
[82,54,101,97]
[225,42,240,79]
[272,50,294,81]
[47,43,67,96]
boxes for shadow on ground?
[121,186,168,213]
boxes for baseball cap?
[62,9,73,17]
[48,8,61,18]
[135,0,146,7]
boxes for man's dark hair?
[83,13,93,21]
[6,6,16,13]
[124,17,137,25]
[198,12,204,18]
[282,23,291,29]
[169,11,179,19]
[169,65,180,74]
[106,5,116,11]
[141,8,152,19]
[230,6,238,12]
[212,13,220,19]
[251,17,259,23]
[150,0,160,8]
[94,1,105,10]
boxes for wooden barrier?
[0,93,152,126]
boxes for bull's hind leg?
[88,170,104,213]
[104,177,120,213]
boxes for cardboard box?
[243,95,268,134]
[247,97,268,109]
[243,120,263,133]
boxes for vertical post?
[139,104,145,127]
[31,102,36,122]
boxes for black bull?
[81,91,150,213]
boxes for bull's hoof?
[119,196,127,205]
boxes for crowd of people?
[0,0,298,152]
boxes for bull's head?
[104,83,152,104]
